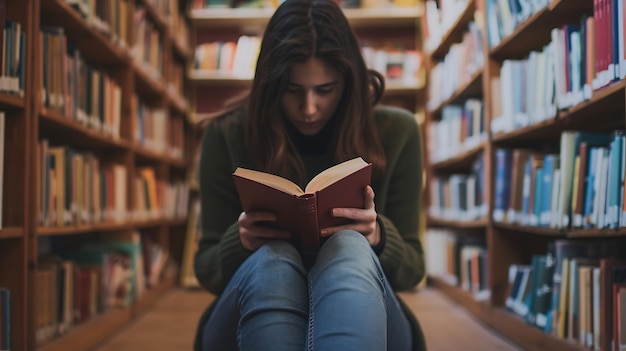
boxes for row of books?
[37,140,189,227]
[493,131,626,230]
[423,0,472,54]
[37,140,129,227]
[428,152,487,222]
[65,0,131,49]
[361,46,423,87]
[134,97,185,158]
[427,21,483,111]
[133,6,165,81]
[132,167,189,222]
[194,36,261,78]
[490,42,555,134]
[40,27,123,139]
[504,239,626,351]
[0,21,26,96]
[426,99,485,163]
[36,231,172,346]
[425,229,489,300]
[485,0,550,49]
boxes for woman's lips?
[297,120,321,129]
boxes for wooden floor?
[93,287,522,351]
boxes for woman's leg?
[308,230,412,351]
[201,241,309,351]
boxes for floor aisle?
[93,287,521,351]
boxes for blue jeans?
[201,230,412,351]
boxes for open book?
[232,157,372,252]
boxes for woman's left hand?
[320,185,380,246]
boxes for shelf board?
[385,82,425,95]
[559,80,626,127]
[41,0,129,66]
[133,274,177,315]
[427,216,488,230]
[166,218,187,227]
[0,92,25,109]
[492,80,626,146]
[167,87,190,115]
[39,109,131,151]
[137,0,169,32]
[37,222,136,236]
[568,228,626,238]
[133,60,166,99]
[430,140,484,173]
[489,0,594,60]
[188,70,253,87]
[190,6,422,28]
[429,0,476,60]
[493,221,566,237]
[430,276,590,351]
[428,275,491,322]
[490,308,591,351]
[429,68,483,117]
[38,308,132,351]
[0,227,24,239]
[171,35,191,61]
[133,144,186,169]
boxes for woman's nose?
[302,91,317,116]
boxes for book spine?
[297,194,320,253]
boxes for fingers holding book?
[320,186,380,246]
[238,211,292,251]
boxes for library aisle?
[92,287,521,351]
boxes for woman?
[194,0,426,350]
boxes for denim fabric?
[201,230,412,351]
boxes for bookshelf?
[423,0,626,350]
[0,0,194,350]
[187,2,426,118]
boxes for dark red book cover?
[233,157,372,252]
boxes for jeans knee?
[238,241,306,292]
[314,230,384,292]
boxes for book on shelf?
[0,288,9,351]
[232,157,372,252]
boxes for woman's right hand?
[238,211,292,251]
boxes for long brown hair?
[245,0,387,183]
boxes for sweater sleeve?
[194,120,251,294]
[377,113,426,291]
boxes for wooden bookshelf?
[189,6,423,28]
[422,0,626,350]
[493,222,566,237]
[39,109,131,150]
[492,81,626,146]
[427,216,488,230]
[38,308,133,351]
[489,0,593,60]
[428,0,476,60]
[0,92,25,109]
[40,0,129,65]
[0,227,25,239]
[0,0,195,350]
[429,68,483,116]
[430,141,485,172]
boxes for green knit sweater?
[193,104,427,350]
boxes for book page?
[305,157,369,193]
[233,168,304,195]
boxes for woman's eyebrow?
[287,81,338,88]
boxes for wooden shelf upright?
[422,0,626,351]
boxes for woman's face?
[280,57,345,136]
